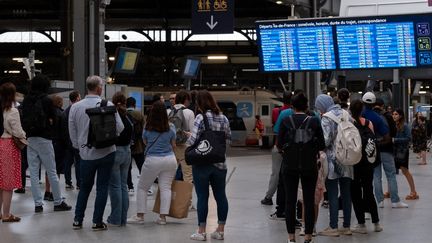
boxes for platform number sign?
[192,0,234,34]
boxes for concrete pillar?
[61,0,73,81]
[73,0,108,96]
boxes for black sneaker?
[269,212,285,221]
[92,222,108,231]
[260,197,273,205]
[65,184,74,190]
[73,221,83,230]
[54,201,72,211]
[35,205,43,213]
[44,192,54,201]
[14,188,25,194]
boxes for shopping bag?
[153,180,193,219]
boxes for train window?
[261,105,270,116]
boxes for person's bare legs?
[1,190,13,218]
[400,167,417,196]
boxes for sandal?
[2,214,21,223]
[383,192,390,198]
[405,193,419,200]
[417,162,427,165]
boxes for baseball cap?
[362,92,376,104]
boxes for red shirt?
[271,104,290,125]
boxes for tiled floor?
[1,147,430,243]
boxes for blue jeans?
[327,177,352,229]
[374,152,400,203]
[192,165,228,227]
[74,152,115,224]
[108,146,131,225]
[64,147,81,187]
[27,137,63,206]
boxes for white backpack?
[323,110,362,166]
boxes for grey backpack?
[168,107,188,144]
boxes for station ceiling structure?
[0,0,340,90]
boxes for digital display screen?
[258,26,336,71]
[256,13,432,72]
[114,47,140,74]
[182,58,201,78]
[337,22,416,69]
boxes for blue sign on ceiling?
[192,0,234,35]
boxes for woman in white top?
[0,82,26,223]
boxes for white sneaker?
[128,189,134,196]
[127,215,144,224]
[190,232,206,241]
[313,228,317,237]
[147,189,154,196]
[338,227,352,235]
[374,223,383,232]
[299,227,305,236]
[155,217,166,225]
[210,231,224,240]
[392,201,408,208]
[351,224,367,234]
[319,227,340,237]
[378,201,384,208]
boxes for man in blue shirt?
[362,92,408,208]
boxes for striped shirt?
[186,111,231,170]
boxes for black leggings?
[282,170,317,235]
[351,164,379,224]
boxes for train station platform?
[1,147,430,243]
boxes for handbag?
[395,147,408,161]
[153,180,193,219]
[13,136,28,150]
[185,114,226,165]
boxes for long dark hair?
[394,108,405,131]
[196,90,221,114]
[349,99,364,124]
[145,101,169,132]
[0,82,16,111]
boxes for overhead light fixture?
[109,56,115,61]
[276,1,283,4]
[4,70,20,74]
[419,91,427,94]
[208,55,228,60]
[242,68,259,72]
[13,57,42,64]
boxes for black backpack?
[354,119,378,165]
[21,94,48,135]
[84,100,118,149]
[281,116,318,173]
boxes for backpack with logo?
[281,115,318,173]
[185,114,226,165]
[169,107,188,144]
[84,100,118,149]
[323,110,362,166]
[354,119,377,164]
[21,94,49,135]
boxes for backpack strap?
[288,116,296,129]
[202,112,211,131]
[100,99,108,107]
[302,116,312,129]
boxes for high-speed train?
[137,88,282,146]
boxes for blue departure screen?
[337,22,416,69]
[256,13,432,72]
[259,26,336,71]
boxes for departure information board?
[259,25,336,71]
[337,22,416,69]
[256,13,432,72]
